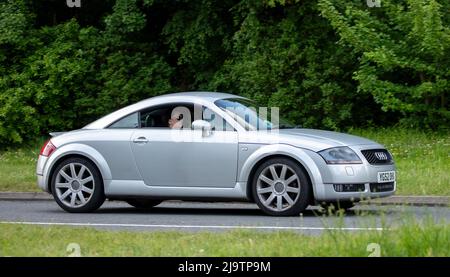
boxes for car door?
[130,102,239,188]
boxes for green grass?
[348,128,450,196]
[0,128,448,195]
[0,139,44,192]
[0,219,448,256]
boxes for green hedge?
[0,0,448,144]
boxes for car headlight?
[318,147,362,164]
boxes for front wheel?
[252,158,312,216]
[51,157,105,213]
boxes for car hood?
[240,128,382,152]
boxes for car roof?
[84,91,244,129]
[144,91,240,101]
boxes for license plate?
[377,171,395,183]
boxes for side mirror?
[192,120,212,137]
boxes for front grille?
[369,182,395,192]
[361,149,393,165]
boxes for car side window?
[140,104,194,128]
[202,107,235,131]
[140,107,169,128]
[109,112,139,129]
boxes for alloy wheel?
[256,163,301,212]
[55,162,95,208]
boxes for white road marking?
[0,221,385,231]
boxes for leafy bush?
[318,0,450,129]
[0,0,173,144]
[0,0,448,145]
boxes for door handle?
[133,136,149,144]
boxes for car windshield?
[214,98,296,131]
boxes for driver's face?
[168,113,182,129]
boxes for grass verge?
[349,128,450,196]
[0,219,448,256]
[0,140,43,192]
[0,128,448,195]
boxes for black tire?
[126,199,163,209]
[252,157,312,216]
[319,200,355,213]
[51,157,105,213]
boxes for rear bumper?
[36,174,47,192]
[36,155,49,192]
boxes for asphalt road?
[0,200,448,234]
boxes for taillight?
[40,140,56,157]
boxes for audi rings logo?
[375,152,388,160]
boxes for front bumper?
[319,181,396,201]
[308,145,396,201]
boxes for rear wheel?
[51,157,105,213]
[126,199,163,209]
[252,158,312,216]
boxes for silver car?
[36,92,396,216]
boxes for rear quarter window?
[108,112,139,129]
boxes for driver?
[168,112,183,129]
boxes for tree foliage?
[0,0,448,144]
[318,0,450,128]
